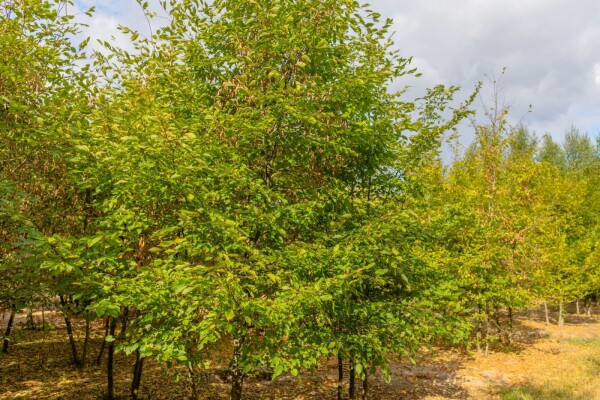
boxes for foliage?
[3,0,600,399]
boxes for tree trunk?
[130,349,144,400]
[41,306,46,331]
[361,374,368,400]
[97,317,110,365]
[120,306,129,338]
[231,370,244,400]
[337,354,344,400]
[187,364,199,400]
[477,305,489,355]
[349,357,356,399]
[106,317,117,400]
[507,306,514,346]
[585,298,592,317]
[81,315,91,368]
[483,315,489,355]
[475,303,484,352]
[576,300,580,315]
[230,338,244,400]
[558,301,565,327]
[60,295,81,366]
[493,306,501,337]
[543,301,550,325]
[2,304,16,354]
[476,321,482,352]
[26,308,35,330]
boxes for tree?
[537,134,566,169]
[0,0,93,356]
[68,0,473,398]
[4,1,478,399]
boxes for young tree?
[0,0,94,356]
[77,0,473,398]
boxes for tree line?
[1,1,599,399]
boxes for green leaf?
[273,363,284,378]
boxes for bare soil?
[1,309,599,399]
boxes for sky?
[73,0,600,144]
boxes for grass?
[499,384,590,400]
[499,337,600,400]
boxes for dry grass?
[498,336,600,400]
[1,310,600,399]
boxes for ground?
[1,310,599,399]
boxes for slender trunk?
[60,295,81,366]
[187,364,199,400]
[2,305,16,354]
[507,306,514,346]
[585,298,592,317]
[231,338,244,400]
[97,317,110,365]
[558,302,565,327]
[337,354,344,400]
[361,374,368,400]
[493,306,501,336]
[543,301,550,325]
[476,304,489,355]
[42,306,46,331]
[130,349,144,400]
[475,303,483,352]
[81,315,91,367]
[120,306,129,338]
[349,357,356,399]
[106,317,117,400]
[483,314,489,355]
[576,300,580,315]
[26,308,35,330]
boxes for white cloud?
[71,0,600,139]
[73,0,166,54]
[85,13,134,54]
[373,0,600,139]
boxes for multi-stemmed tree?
[67,0,473,398]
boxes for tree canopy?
[1,1,599,399]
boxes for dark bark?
[362,375,368,400]
[106,317,117,400]
[120,306,129,338]
[26,309,35,330]
[337,354,344,400]
[482,306,490,355]
[41,307,46,331]
[81,314,91,367]
[187,364,199,400]
[475,303,481,352]
[2,304,16,354]
[493,306,501,335]
[97,317,110,365]
[130,349,144,400]
[476,303,487,353]
[507,306,514,346]
[60,295,81,366]
[349,357,356,399]
[230,338,244,400]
